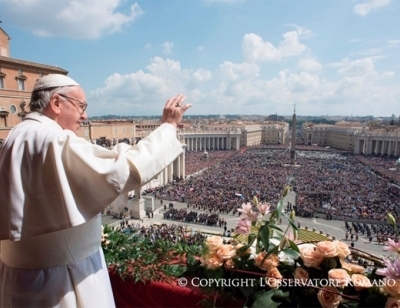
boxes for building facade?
[301,121,400,156]
[0,27,69,139]
[301,122,361,151]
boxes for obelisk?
[290,105,296,165]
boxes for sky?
[0,0,399,118]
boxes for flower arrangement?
[190,186,395,307]
[102,186,399,308]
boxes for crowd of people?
[155,146,399,226]
[163,208,222,226]
[344,221,398,245]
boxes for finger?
[167,94,185,108]
[175,94,186,107]
[180,103,192,112]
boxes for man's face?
[55,86,88,134]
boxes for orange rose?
[334,241,351,259]
[382,279,400,298]
[254,252,279,271]
[206,236,224,251]
[216,244,236,260]
[299,244,324,268]
[385,297,400,308]
[293,267,309,284]
[224,259,235,269]
[328,269,350,288]
[317,286,342,308]
[204,252,224,269]
[316,241,337,258]
[351,274,372,291]
[265,266,283,289]
[340,260,365,274]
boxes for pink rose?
[316,241,337,258]
[265,267,283,289]
[317,286,342,308]
[294,267,309,284]
[203,252,223,269]
[382,279,400,298]
[328,269,350,288]
[299,244,324,268]
[351,274,372,292]
[340,260,365,274]
[224,259,235,269]
[206,236,224,252]
[216,244,236,260]
[254,252,279,271]
[334,241,351,259]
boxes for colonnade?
[355,135,400,156]
[184,135,240,151]
[159,150,185,182]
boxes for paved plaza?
[102,190,391,260]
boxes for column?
[130,188,146,219]
[354,139,360,154]
[380,140,385,155]
[374,140,379,154]
[173,155,180,180]
[180,151,185,178]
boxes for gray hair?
[29,86,77,112]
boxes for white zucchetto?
[33,74,79,91]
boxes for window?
[16,72,27,91]
[10,105,17,114]
[18,79,25,90]
[0,72,5,89]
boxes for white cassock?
[0,112,183,307]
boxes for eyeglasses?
[58,93,88,113]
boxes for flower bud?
[279,235,288,250]
[253,195,259,207]
[282,185,290,197]
[290,210,295,221]
[387,213,396,227]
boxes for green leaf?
[276,200,283,221]
[161,264,187,277]
[269,224,284,233]
[282,212,299,231]
[248,233,257,246]
[258,224,270,251]
[281,247,301,260]
[288,240,300,252]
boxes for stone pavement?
[102,191,391,260]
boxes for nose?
[81,110,88,120]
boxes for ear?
[47,94,62,116]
